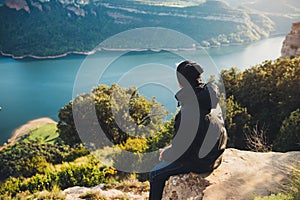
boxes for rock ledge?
[163,148,300,200]
[61,149,300,200]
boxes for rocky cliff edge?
[62,148,300,200]
[163,148,300,200]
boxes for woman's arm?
[159,145,172,161]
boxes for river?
[0,36,285,145]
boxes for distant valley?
[0,0,299,57]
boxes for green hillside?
[24,123,59,144]
[0,0,278,57]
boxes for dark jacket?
[162,82,227,173]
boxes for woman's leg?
[149,161,190,200]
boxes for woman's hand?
[159,145,172,161]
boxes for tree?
[274,109,300,152]
[220,67,243,98]
[147,117,175,151]
[236,58,300,143]
[221,58,300,148]
[223,95,251,149]
[58,84,168,147]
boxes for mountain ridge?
[0,0,298,58]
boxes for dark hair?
[176,60,204,88]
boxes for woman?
[149,60,227,199]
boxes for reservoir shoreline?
[0,117,57,149]
[0,35,286,60]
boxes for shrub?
[0,177,23,196]
[274,109,300,152]
[221,58,300,148]
[63,144,90,162]
[22,173,57,193]
[147,118,174,151]
[57,162,115,190]
[246,124,271,152]
[0,141,69,180]
[113,137,149,174]
[224,95,251,149]
[0,141,92,181]
[0,161,116,196]
[113,137,161,181]
[0,191,33,200]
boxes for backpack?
[198,108,227,160]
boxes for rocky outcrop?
[163,148,300,200]
[63,180,149,200]
[63,185,149,200]
[281,22,300,58]
[61,149,300,200]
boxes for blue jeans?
[149,161,191,200]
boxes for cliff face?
[281,22,300,58]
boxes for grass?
[0,122,59,151]
[52,156,91,172]
[0,186,66,200]
[79,191,107,200]
[24,123,60,144]
[253,193,293,200]
[104,177,150,194]
[33,185,66,200]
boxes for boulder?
[63,181,149,200]
[163,148,300,200]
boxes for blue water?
[0,36,285,145]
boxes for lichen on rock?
[162,173,210,200]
